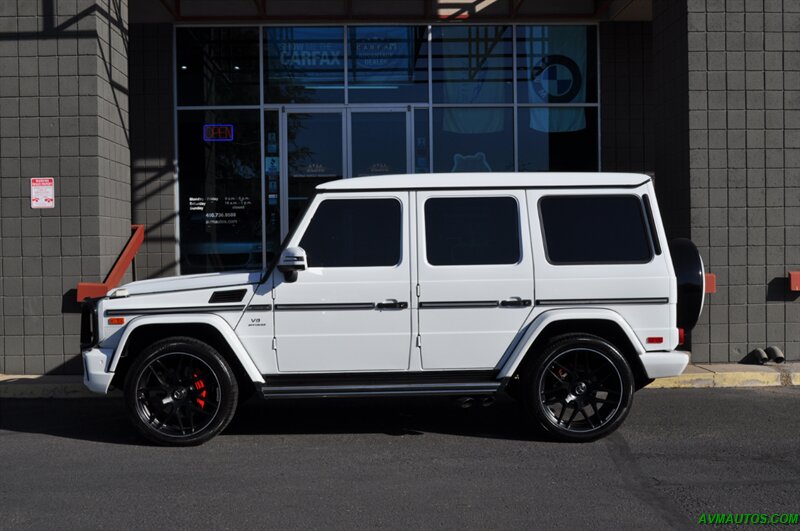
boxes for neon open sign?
[203,124,234,142]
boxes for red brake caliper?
[193,372,207,408]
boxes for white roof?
[317,172,651,191]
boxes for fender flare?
[107,314,265,384]
[497,308,646,379]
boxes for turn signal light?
[646,336,664,344]
[108,317,125,325]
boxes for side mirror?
[278,246,307,282]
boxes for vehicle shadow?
[0,395,551,446]
[225,395,550,442]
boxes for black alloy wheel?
[124,337,238,446]
[524,334,634,442]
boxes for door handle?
[376,299,408,310]
[500,298,532,308]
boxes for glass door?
[281,109,346,238]
[347,108,410,178]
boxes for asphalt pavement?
[1,388,799,530]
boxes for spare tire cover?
[668,238,705,330]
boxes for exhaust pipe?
[456,397,475,409]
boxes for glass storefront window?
[177,110,262,274]
[517,107,598,171]
[414,108,430,173]
[350,111,407,177]
[265,27,345,104]
[433,107,514,173]
[431,25,513,105]
[176,27,260,106]
[175,24,600,274]
[287,112,344,225]
[347,26,429,103]
[516,25,597,104]
[264,111,281,261]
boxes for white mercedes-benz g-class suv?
[81,173,704,445]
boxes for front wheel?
[124,337,238,446]
[523,334,634,442]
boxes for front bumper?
[82,347,114,393]
[640,350,690,378]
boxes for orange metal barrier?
[76,225,145,301]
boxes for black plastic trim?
[259,382,501,399]
[274,302,376,311]
[208,289,247,304]
[535,297,669,306]
[642,194,662,255]
[246,304,273,312]
[105,305,246,316]
[263,370,498,387]
[420,300,499,309]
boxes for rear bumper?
[82,347,114,394]
[639,350,690,378]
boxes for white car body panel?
[107,314,264,382]
[415,189,535,370]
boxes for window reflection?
[287,112,343,225]
[433,107,514,173]
[348,26,429,103]
[176,27,260,106]
[516,25,597,104]
[265,27,345,103]
[351,112,407,177]
[177,110,262,273]
[517,107,598,171]
[431,25,513,104]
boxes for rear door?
[416,191,534,370]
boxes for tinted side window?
[539,196,652,264]
[425,197,520,266]
[299,199,401,267]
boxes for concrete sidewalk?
[1,363,798,398]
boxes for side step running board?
[258,381,501,399]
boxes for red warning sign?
[31,178,55,209]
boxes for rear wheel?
[523,334,634,442]
[124,337,238,446]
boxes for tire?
[669,238,705,330]
[124,336,239,446]
[523,334,634,442]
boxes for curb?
[646,363,798,389]
[1,363,798,398]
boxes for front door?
[273,192,413,372]
[416,190,535,370]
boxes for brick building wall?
[0,0,130,374]
[685,0,800,362]
[129,23,177,280]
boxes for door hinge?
[416,335,421,348]
[416,284,421,297]
[272,337,277,350]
